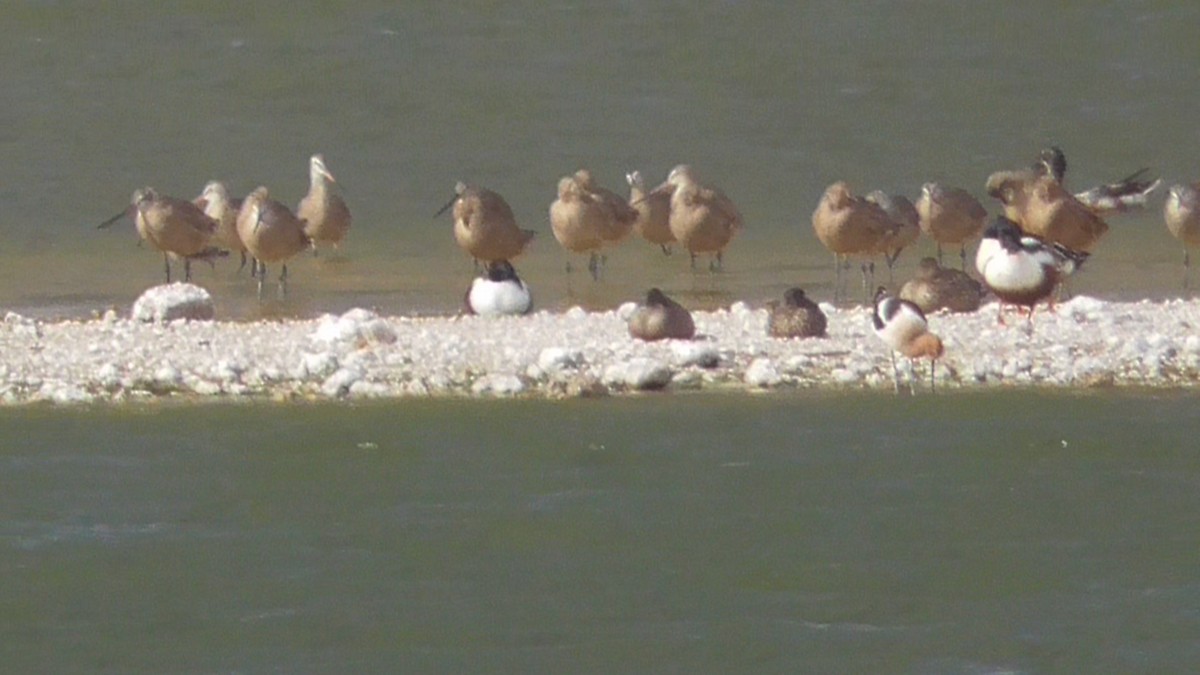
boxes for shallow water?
[2,392,1199,672]
[1,3,1199,319]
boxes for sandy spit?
[3,295,1200,405]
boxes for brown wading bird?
[1163,182,1200,289]
[98,187,225,283]
[236,187,311,297]
[549,174,610,280]
[297,154,351,255]
[195,180,247,271]
[573,169,638,246]
[914,182,987,270]
[766,287,827,338]
[435,181,534,265]
[989,174,1110,252]
[986,146,1157,249]
[627,288,695,341]
[626,170,674,255]
[865,190,920,282]
[649,165,742,271]
[812,181,901,303]
[899,257,986,314]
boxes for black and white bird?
[871,286,944,394]
[974,216,1087,325]
[464,260,533,316]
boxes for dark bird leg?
[660,244,671,256]
[959,245,968,272]
[163,254,171,284]
[279,264,289,298]
[587,253,600,281]
[1185,249,1191,291]
[184,258,192,283]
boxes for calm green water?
[1,3,1199,318]
[2,392,1199,672]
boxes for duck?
[1163,182,1200,289]
[974,216,1087,325]
[98,187,224,283]
[766,287,827,338]
[899,257,986,314]
[914,182,987,270]
[236,186,311,296]
[297,154,352,255]
[464,260,533,316]
[651,165,742,271]
[195,180,247,271]
[627,288,695,341]
[812,181,899,302]
[872,286,944,394]
[865,190,920,282]
[549,174,610,280]
[626,169,674,255]
[435,181,535,264]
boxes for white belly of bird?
[981,250,1050,292]
[469,279,532,316]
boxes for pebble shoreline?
[3,284,1200,405]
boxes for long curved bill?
[97,206,132,229]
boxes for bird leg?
[709,251,723,273]
[660,244,672,256]
[959,245,968,272]
[936,243,944,266]
[1185,250,1191,291]
[889,349,900,395]
[256,263,266,299]
[279,264,289,298]
[587,253,601,281]
[184,258,192,283]
[689,251,698,271]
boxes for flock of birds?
[96,146,1200,393]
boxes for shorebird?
[573,169,638,246]
[98,187,224,283]
[627,288,695,341]
[974,216,1087,326]
[1014,175,1110,252]
[297,154,352,255]
[872,286,944,394]
[464,260,533,316]
[435,181,534,265]
[236,187,311,296]
[914,182,987,270]
[865,190,920,282]
[549,174,610,280]
[987,147,1159,231]
[195,180,247,271]
[651,165,742,271]
[1163,182,1200,289]
[766,287,827,338]
[626,170,674,255]
[812,181,900,302]
[899,257,986,314]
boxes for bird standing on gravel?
[974,216,1087,326]
[871,285,944,394]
